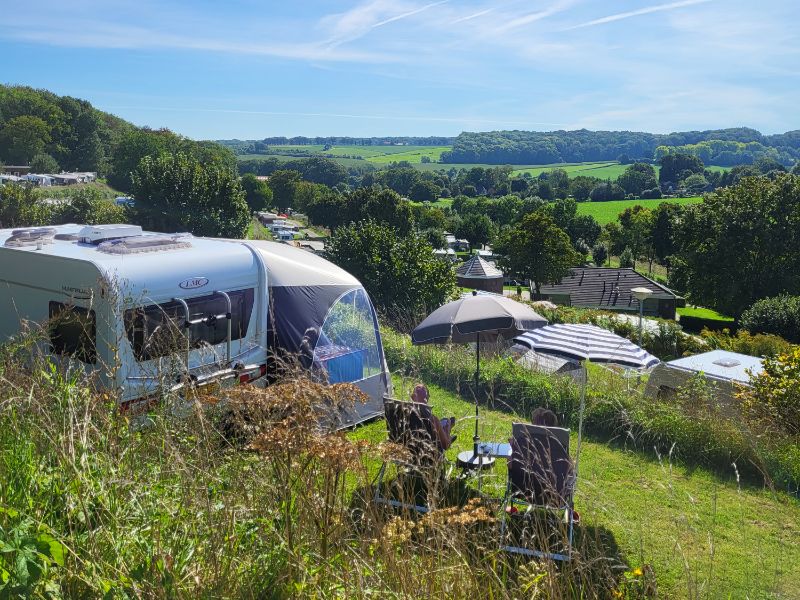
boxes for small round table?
[457,450,495,470]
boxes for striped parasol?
[514,323,660,369]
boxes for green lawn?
[678,305,734,321]
[576,196,704,225]
[350,375,800,598]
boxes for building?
[534,267,684,320]
[23,174,54,186]
[1,166,31,177]
[456,254,504,294]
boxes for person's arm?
[432,417,452,450]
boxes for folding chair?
[499,423,576,561]
[373,397,453,514]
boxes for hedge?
[679,314,737,334]
[381,327,799,492]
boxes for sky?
[2,0,799,139]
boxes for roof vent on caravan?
[4,227,57,248]
[97,234,192,255]
[78,224,143,244]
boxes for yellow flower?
[632,567,643,577]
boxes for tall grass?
[0,340,653,598]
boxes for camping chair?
[373,397,453,514]
[499,423,576,561]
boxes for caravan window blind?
[124,288,255,362]
[48,302,97,364]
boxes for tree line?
[441,127,800,166]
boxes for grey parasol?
[411,291,547,464]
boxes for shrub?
[619,247,635,268]
[641,188,662,199]
[700,328,793,358]
[740,295,800,343]
[740,347,800,436]
[591,243,608,266]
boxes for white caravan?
[0,224,389,423]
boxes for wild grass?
[1,325,797,598]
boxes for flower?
[632,566,643,577]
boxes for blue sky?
[3,0,798,139]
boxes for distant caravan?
[0,224,390,426]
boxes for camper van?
[0,224,389,424]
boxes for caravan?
[0,224,389,424]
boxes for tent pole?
[474,337,480,454]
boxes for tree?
[567,214,601,249]
[650,202,683,267]
[324,221,456,322]
[342,187,415,235]
[130,152,250,238]
[0,115,51,164]
[619,247,635,268]
[269,170,301,211]
[455,213,495,249]
[671,173,800,316]
[423,227,446,249]
[409,180,440,203]
[240,173,273,212]
[589,182,625,202]
[494,211,579,295]
[659,153,704,186]
[284,156,348,187]
[617,163,658,196]
[616,205,654,269]
[570,176,600,202]
[592,243,608,266]
[29,153,59,174]
[683,173,709,194]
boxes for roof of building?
[538,267,681,308]
[665,350,763,384]
[456,254,503,279]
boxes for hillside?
[442,128,800,166]
[0,85,133,172]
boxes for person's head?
[410,383,429,404]
[531,407,558,427]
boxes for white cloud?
[565,0,712,30]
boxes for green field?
[576,196,703,225]
[239,144,450,165]
[512,161,639,180]
[678,305,734,321]
[350,375,800,598]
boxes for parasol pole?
[573,360,587,491]
[474,335,480,455]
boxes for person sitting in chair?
[531,407,559,427]
[410,383,455,451]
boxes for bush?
[740,295,800,343]
[679,314,737,334]
[641,188,662,199]
[699,329,793,357]
[619,247,635,268]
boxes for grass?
[576,196,704,225]
[350,375,800,599]
[678,305,735,321]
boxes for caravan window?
[313,288,382,383]
[48,302,96,364]
[124,289,255,361]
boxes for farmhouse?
[533,267,684,319]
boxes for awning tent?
[245,241,390,426]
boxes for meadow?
[351,375,800,599]
[576,196,703,225]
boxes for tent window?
[313,288,382,383]
[124,288,254,361]
[48,302,96,364]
